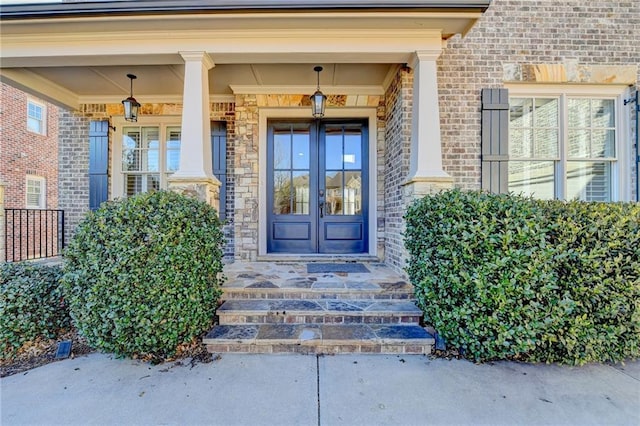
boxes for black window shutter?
[89,120,109,210]
[211,121,227,220]
[481,88,509,194]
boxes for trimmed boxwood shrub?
[405,189,640,364]
[62,190,225,359]
[1,263,70,358]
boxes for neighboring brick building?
[0,83,59,210]
[1,0,638,271]
[0,83,60,261]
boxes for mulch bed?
[0,329,95,378]
[0,329,216,378]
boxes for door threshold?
[256,254,381,263]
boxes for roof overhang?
[0,1,492,109]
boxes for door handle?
[319,189,325,218]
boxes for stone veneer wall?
[437,0,640,197]
[58,102,236,257]
[383,67,413,272]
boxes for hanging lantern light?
[122,73,141,122]
[310,66,326,119]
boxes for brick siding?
[383,68,413,272]
[0,83,59,209]
[437,0,640,197]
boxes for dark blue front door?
[267,120,368,254]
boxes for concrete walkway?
[1,353,639,426]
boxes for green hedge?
[62,190,225,359]
[405,189,640,364]
[1,263,70,358]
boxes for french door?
[267,119,368,254]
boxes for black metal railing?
[4,209,65,262]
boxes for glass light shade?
[310,90,326,118]
[122,97,141,122]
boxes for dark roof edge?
[1,0,492,20]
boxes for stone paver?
[208,262,431,354]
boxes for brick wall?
[383,68,413,272]
[58,110,91,245]
[0,83,59,209]
[437,0,640,197]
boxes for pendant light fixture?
[122,73,141,122]
[310,66,327,119]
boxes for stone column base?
[168,176,221,216]
[402,176,454,204]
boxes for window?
[121,125,181,196]
[27,99,46,135]
[508,93,620,201]
[26,176,46,209]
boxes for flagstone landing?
[205,262,434,355]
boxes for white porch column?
[168,51,221,212]
[404,50,454,199]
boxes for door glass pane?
[325,171,343,215]
[274,131,291,169]
[273,171,291,214]
[292,129,310,169]
[292,171,310,214]
[325,128,343,170]
[343,171,362,215]
[592,99,615,128]
[508,161,555,200]
[344,128,362,170]
[567,162,611,202]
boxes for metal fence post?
[0,181,6,263]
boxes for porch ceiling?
[0,5,488,109]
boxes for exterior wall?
[0,83,59,209]
[437,0,640,197]
[58,109,92,245]
[58,102,237,256]
[383,67,413,272]
[233,93,385,261]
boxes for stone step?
[217,299,422,325]
[222,279,414,301]
[204,324,434,355]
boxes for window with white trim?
[27,99,46,135]
[26,176,46,209]
[508,93,620,201]
[121,125,181,196]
